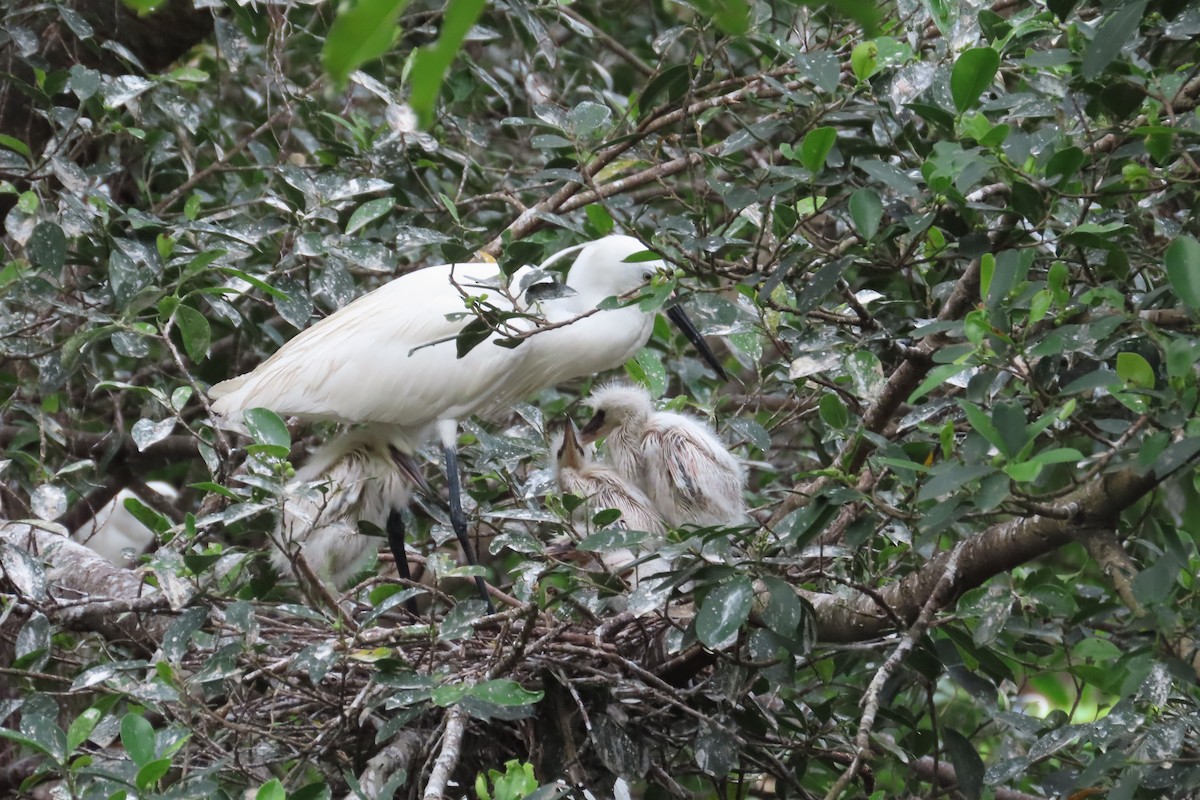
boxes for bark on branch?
[804,468,1159,643]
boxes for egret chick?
[551,420,670,588]
[211,235,725,607]
[581,384,747,528]
[274,432,417,588]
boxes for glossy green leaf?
[1082,0,1147,80]
[800,126,837,173]
[1165,235,1200,310]
[67,708,102,752]
[346,197,394,235]
[1116,352,1154,389]
[173,304,210,362]
[120,713,156,766]
[322,0,408,86]
[850,40,878,80]
[470,679,544,706]
[243,407,291,449]
[950,47,999,112]
[136,757,172,791]
[696,577,754,649]
[408,0,488,128]
[819,393,849,429]
[27,221,67,271]
[849,188,883,241]
[255,779,287,800]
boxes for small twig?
[823,543,965,800]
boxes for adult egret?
[73,481,177,566]
[551,420,670,589]
[210,235,724,608]
[580,383,747,528]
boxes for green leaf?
[943,729,984,800]
[819,393,849,429]
[136,757,172,791]
[456,316,494,359]
[173,304,210,362]
[1116,352,1154,389]
[346,197,394,235]
[799,126,837,173]
[0,729,56,759]
[243,408,291,449]
[408,0,488,128]
[322,0,408,86]
[1082,0,1147,80]
[923,0,952,34]
[584,205,614,237]
[67,708,102,752]
[0,133,31,158]
[637,64,690,112]
[120,713,156,766]
[255,779,287,800]
[759,576,803,638]
[1165,235,1200,310]
[950,47,999,112]
[566,101,612,137]
[708,0,750,34]
[991,401,1028,460]
[850,40,878,80]
[696,577,754,649]
[960,401,1003,453]
[27,221,67,271]
[849,188,883,241]
[431,684,468,707]
[469,679,544,707]
[632,349,667,398]
[908,364,972,403]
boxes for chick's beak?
[558,420,585,469]
[579,410,606,443]
[666,303,727,380]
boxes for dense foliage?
[3,0,1200,797]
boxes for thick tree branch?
[0,522,173,651]
[804,468,1159,643]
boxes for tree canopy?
[2,0,1200,798]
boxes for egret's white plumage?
[272,432,415,587]
[209,235,723,602]
[582,384,747,528]
[73,481,177,566]
[210,236,669,437]
[551,420,670,588]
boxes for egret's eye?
[641,270,654,281]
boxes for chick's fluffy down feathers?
[586,384,747,528]
[273,433,413,587]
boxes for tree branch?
[803,468,1159,643]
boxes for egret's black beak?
[666,304,727,380]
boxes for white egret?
[580,383,747,528]
[73,481,177,566]
[210,235,725,609]
[551,420,671,589]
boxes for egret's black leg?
[442,443,495,612]
[386,509,419,615]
